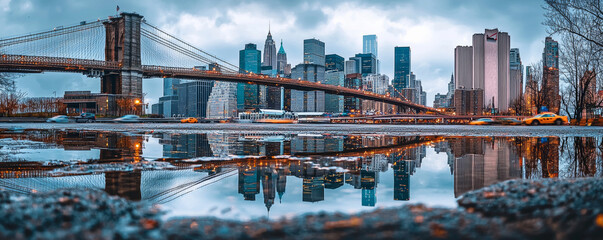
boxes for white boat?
[237,109,297,124]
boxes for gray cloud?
[2,0,548,106]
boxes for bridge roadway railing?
[142,65,440,112]
[0,54,120,72]
[0,55,441,113]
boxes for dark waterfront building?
[176,80,213,118]
[344,73,362,113]
[354,53,377,76]
[394,47,411,96]
[454,88,484,115]
[289,64,326,112]
[325,54,344,71]
[509,48,523,106]
[238,43,262,111]
[324,70,345,113]
[303,38,326,66]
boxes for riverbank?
[1,177,601,239]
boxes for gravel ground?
[2,123,603,137]
[1,178,602,239]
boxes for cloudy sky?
[1,0,549,106]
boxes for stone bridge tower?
[101,12,143,98]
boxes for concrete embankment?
[0,178,602,239]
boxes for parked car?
[469,118,498,125]
[46,115,69,123]
[522,112,569,125]
[181,117,198,123]
[75,113,96,123]
[499,118,522,125]
[114,115,140,123]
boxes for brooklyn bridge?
[0,12,438,113]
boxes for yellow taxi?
[522,112,569,125]
[180,117,198,123]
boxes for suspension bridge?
[0,12,438,113]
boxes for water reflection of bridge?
[1,129,601,210]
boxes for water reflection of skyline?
[0,130,601,217]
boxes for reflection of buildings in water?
[324,171,344,189]
[452,138,522,197]
[161,134,213,159]
[207,132,240,157]
[238,166,260,201]
[523,137,560,179]
[360,170,376,206]
[291,135,344,154]
[433,141,455,174]
[105,170,142,201]
[276,168,287,203]
[303,176,325,202]
[261,168,276,211]
[56,131,144,162]
[393,160,411,201]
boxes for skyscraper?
[261,29,280,110]
[394,47,411,97]
[542,37,560,113]
[472,29,511,111]
[290,63,326,112]
[325,54,344,71]
[454,46,473,89]
[364,35,379,74]
[363,35,378,59]
[324,70,345,113]
[303,38,325,65]
[176,80,213,118]
[509,48,523,105]
[354,53,377,76]
[262,28,277,69]
[238,43,262,111]
[276,40,288,75]
[207,64,238,118]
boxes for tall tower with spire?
[277,40,287,75]
[262,25,277,68]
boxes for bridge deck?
[0,54,441,112]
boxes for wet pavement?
[1,178,601,239]
[0,123,602,238]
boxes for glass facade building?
[324,70,345,113]
[354,53,377,77]
[303,38,325,66]
[325,54,344,72]
[363,35,378,59]
[394,47,411,96]
[238,43,262,111]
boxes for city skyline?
[1,0,547,107]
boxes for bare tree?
[525,62,552,115]
[558,19,602,121]
[544,0,603,48]
[509,95,526,115]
